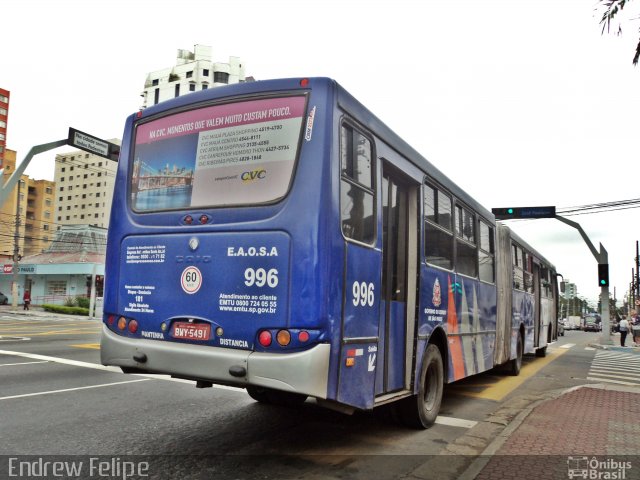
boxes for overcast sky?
[3,0,639,305]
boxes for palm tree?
[599,0,640,65]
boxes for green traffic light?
[508,208,514,214]
[600,280,606,286]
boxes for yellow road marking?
[448,348,567,401]
[70,343,100,350]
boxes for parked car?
[0,291,8,305]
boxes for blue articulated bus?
[101,77,559,428]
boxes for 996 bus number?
[352,281,375,307]
[244,268,279,288]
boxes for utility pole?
[554,215,611,345]
[11,179,22,310]
[633,240,640,313]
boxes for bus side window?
[478,220,495,283]
[523,253,534,294]
[424,183,453,270]
[512,244,524,291]
[340,124,375,244]
[455,204,477,278]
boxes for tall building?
[0,149,56,257]
[53,144,119,229]
[563,280,577,300]
[140,45,249,108]
[0,88,9,168]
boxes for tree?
[599,0,640,65]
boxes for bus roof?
[137,76,495,223]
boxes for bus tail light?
[276,330,291,346]
[117,317,127,330]
[107,315,115,326]
[258,330,272,347]
[128,319,139,333]
[298,331,310,343]
[300,78,309,87]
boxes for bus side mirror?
[560,282,566,293]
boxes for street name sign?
[492,206,556,220]
[68,128,120,161]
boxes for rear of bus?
[100,78,339,401]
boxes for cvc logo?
[241,169,266,182]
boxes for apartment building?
[0,88,8,168]
[53,144,119,229]
[141,44,249,108]
[0,149,56,257]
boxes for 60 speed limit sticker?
[181,266,202,294]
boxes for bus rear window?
[131,95,307,211]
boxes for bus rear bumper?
[100,325,329,399]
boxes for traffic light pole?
[555,215,611,345]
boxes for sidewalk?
[0,304,100,321]
[464,383,640,479]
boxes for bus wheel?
[266,390,308,406]
[246,386,271,403]
[535,346,547,358]
[395,344,444,429]
[509,334,523,376]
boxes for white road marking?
[560,343,575,349]
[0,360,49,367]
[435,416,478,429]
[0,349,120,372]
[0,379,150,401]
[0,349,244,391]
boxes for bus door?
[533,261,542,347]
[376,164,419,396]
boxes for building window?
[154,88,160,105]
[202,84,208,90]
[152,79,159,86]
[45,187,52,194]
[186,71,193,78]
[189,84,196,92]
[175,84,180,97]
[203,69,209,76]
[214,72,229,84]
[46,281,67,296]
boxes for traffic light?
[598,264,609,287]
[492,206,556,220]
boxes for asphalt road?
[0,312,603,480]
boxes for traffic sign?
[492,206,556,220]
[68,128,120,161]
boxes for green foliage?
[76,297,90,309]
[42,304,89,316]
[64,297,76,307]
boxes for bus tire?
[509,333,523,376]
[246,386,271,403]
[395,344,444,429]
[535,346,547,358]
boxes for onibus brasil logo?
[567,456,632,479]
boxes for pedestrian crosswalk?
[587,350,640,386]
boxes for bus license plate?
[172,322,211,341]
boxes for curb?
[456,383,640,480]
